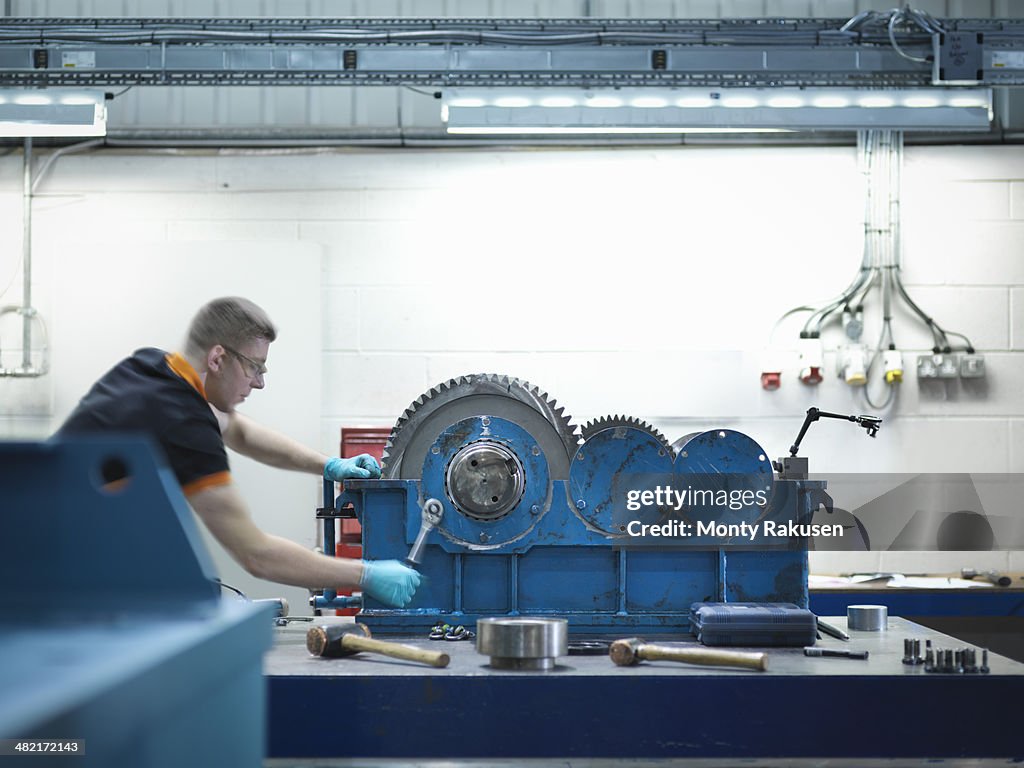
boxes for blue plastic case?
[689,602,817,647]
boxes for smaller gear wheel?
[581,415,672,455]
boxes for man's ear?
[207,344,227,373]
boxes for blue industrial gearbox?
[320,374,823,635]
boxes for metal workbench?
[265,616,1023,761]
[811,583,1024,663]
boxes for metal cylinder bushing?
[847,604,887,631]
[476,617,568,670]
[446,440,526,521]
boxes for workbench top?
[264,616,1023,678]
[264,616,1023,761]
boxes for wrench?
[406,497,444,567]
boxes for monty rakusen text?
[623,519,844,540]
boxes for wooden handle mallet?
[610,637,768,671]
[306,622,450,668]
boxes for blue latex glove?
[360,560,422,608]
[324,454,381,481]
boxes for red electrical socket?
[800,366,824,384]
[797,338,824,385]
[761,371,782,390]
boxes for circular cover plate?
[421,416,552,549]
[569,425,674,534]
[673,429,775,534]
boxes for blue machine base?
[336,479,812,635]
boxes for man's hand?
[324,454,382,481]
[360,560,421,608]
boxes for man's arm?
[189,482,362,589]
[220,410,327,475]
[219,409,381,481]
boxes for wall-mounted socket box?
[960,354,986,379]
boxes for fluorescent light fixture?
[447,97,487,108]
[857,95,895,108]
[0,89,107,137]
[493,96,531,108]
[585,96,623,108]
[539,96,576,108]
[949,96,986,108]
[443,87,993,135]
[812,96,851,108]
[630,96,668,108]
[767,96,805,108]
[721,95,759,108]
[15,94,53,106]
[676,96,714,108]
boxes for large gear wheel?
[382,374,579,481]
[581,415,672,455]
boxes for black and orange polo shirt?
[58,347,231,496]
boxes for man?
[57,296,420,608]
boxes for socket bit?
[980,648,990,674]
[901,638,924,665]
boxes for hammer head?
[609,637,644,666]
[306,622,372,658]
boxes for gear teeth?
[382,372,580,479]
[530,385,578,441]
[581,414,671,453]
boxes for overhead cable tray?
[0,17,1023,87]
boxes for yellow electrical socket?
[883,350,903,384]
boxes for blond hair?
[185,297,277,356]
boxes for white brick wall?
[1,142,1019,578]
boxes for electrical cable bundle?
[769,128,977,409]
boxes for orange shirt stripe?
[182,471,232,497]
[165,352,206,398]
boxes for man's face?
[207,337,270,413]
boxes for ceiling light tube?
[443,87,993,135]
[0,89,107,137]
